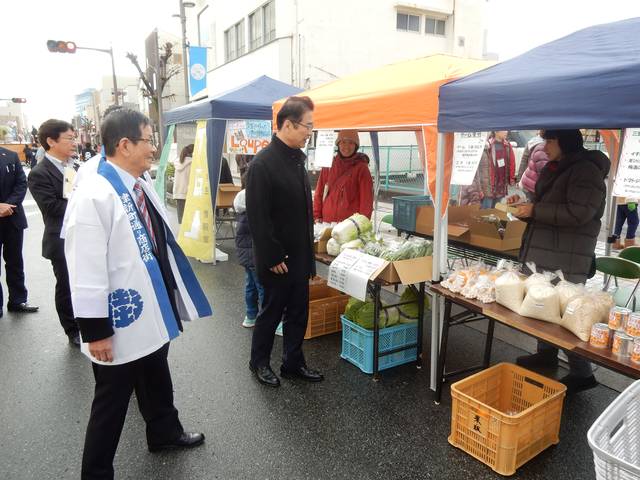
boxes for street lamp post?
[76,46,119,106]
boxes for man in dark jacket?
[246,96,321,387]
[28,119,80,346]
[0,147,39,317]
[510,129,610,394]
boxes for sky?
[2,0,640,128]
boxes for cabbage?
[326,238,341,256]
[340,239,364,252]
[344,297,365,321]
[385,307,400,327]
[331,213,372,244]
[398,287,429,322]
[355,302,388,330]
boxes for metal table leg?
[416,282,425,369]
[434,298,452,404]
[483,318,495,368]
[372,283,382,381]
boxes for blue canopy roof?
[164,75,302,125]
[438,18,640,132]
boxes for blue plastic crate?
[392,195,432,232]
[340,316,418,374]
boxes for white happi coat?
[64,160,212,365]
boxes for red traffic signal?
[11,98,27,103]
[47,40,77,53]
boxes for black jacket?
[246,134,315,286]
[0,147,27,230]
[28,156,68,260]
[519,149,610,283]
[235,210,254,269]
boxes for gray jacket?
[519,149,610,283]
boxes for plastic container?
[392,195,432,232]
[588,379,640,480]
[448,362,566,476]
[340,316,417,374]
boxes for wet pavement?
[0,191,624,479]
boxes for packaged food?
[631,338,640,364]
[589,323,611,349]
[519,282,561,324]
[612,331,634,357]
[523,262,556,293]
[626,312,640,337]
[555,271,584,315]
[590,290,615,322]
[495,266,525,313]
[560,295,600,341]
[474,274,498,304]
[609,306,631,331]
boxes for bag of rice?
[589,289,615,322]
[523,262,557,292]
[495,266,525,312]
[560,295,601,341]
[519,281,561,324]
[555,271,584,315]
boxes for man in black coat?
[28,119,80,346]
[246,96,322,387]
[0,147,38,317]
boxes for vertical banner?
[154,124,176,203]
[188,46,207,98]
[225,120,272,154]
[178,121,215,262]
[613,128,640,197]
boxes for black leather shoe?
[148,432,205,452]
[7,302,39,313]
[516,351,559,370]
[280,365,324,383]
[560,374,598,395]
[68,332,81,348]
[250,363,281,388]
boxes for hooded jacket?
[519,148,610,283]
[313,152,373,222]
[519,143,549,194]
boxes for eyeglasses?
[293,121,314,131]
[132,137,156,146]
[60,135,77,142]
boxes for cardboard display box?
[415,205,480,241]
[216,183,241,208]
[468,208,527,251]
[314,228,333,254]
[374,255,433,284]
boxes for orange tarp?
[272,54,492,209]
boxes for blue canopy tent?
[426,18,640,391]
[163,75,302,210]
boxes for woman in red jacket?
[313,130,373,223]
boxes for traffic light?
[11,98,26,103]
[46,40,77,53]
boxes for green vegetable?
[344,297,365,322]
[397,287,429,322]
[326,238,341,256]
[340,238,364,252]
[331,213,372,244]
[355,302,388,329]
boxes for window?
[249,1,275,51]
[224,20,245,62]
[397,12,420,32]
[425,16,446,36]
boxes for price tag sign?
[451,132,488,185]
[314,130,337,169]
[328,250,387,301]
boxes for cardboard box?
[468,209,526,251]
[415,205,480,242]
[314,228,333,254]
[216,183,241,208]
[374,255,433,285]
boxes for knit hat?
[336,130,360,147]
[542,129,584,154]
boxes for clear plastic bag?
[555,271,585,316]
[560,294,601,341]
[495,264,525,312]
[519,278,561,324]
[523,262,557,293]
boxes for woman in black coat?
[509,129,610,394]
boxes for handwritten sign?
[226,120,272,154]
[450,132,488,185]
[613,129,640,198]
[328,249,387,301]
[314,130,337,169]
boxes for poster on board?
[314,130,337,169]
[226,120,272,155]
[613,129,640,198]
[450,132,488,185]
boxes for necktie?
[133,181,157,252]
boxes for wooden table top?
[430,284,640,379]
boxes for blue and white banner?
[188,46,207,98]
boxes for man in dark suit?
[246,96,323,387]
[0,147,39,317]
[28,119,79,346]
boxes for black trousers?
[176,199,186,224]
[81,343,183,480]
[0,224,27,309]
[49,255,78,336]
[250,279,309,370]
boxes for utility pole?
[179,0,190,104]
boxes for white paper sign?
[314,130,337,169]
[613,128,640,197]
[328,249,387,301]
[450,132,488,185]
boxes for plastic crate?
[304,283,349,339]
[392,195,432,232]
[448,363,566,476]
[588,379,640,480]
[340,316,417,374]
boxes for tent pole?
[430,132,446,391]
[605,129,625,258]
[370,132,380,230]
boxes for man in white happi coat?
[64,108,212,480]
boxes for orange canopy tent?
[272,54,493,206]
